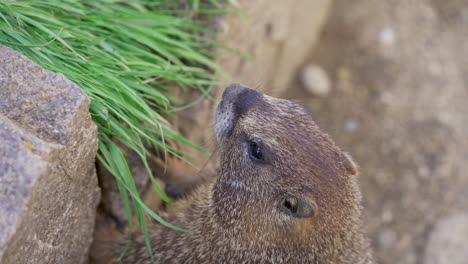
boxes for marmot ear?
[279,196,318,218]
[342,152,359,176]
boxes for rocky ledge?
[0,46,100,264]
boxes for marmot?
[104,84,374,263]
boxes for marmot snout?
[104,84,374,264]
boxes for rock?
[0,46,100,264]
[423,213,468,264]
[300,64,331,97]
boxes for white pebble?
[301,64,331,97]
[379,26,396,46]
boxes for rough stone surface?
[0,46,100,264]
[284,0,468,263]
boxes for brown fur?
[104,84,373,264]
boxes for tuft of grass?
[0,0,232,256]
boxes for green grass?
[0,0,232,257]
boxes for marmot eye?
[248,141,263,161]
[279,196,317,218]
[283,197,298,214]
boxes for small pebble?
[344,118,359,133]
[300,64,331,97]
[379,26,396,46]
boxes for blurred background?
[176,0,468,263]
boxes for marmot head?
[213,84,361,251]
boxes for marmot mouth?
[214,101,236,142]
[213,84,245,142]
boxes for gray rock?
[423,213,468,264]
[0,46,100,264]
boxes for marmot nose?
[222,83,250,102]
[222,84,260,115]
